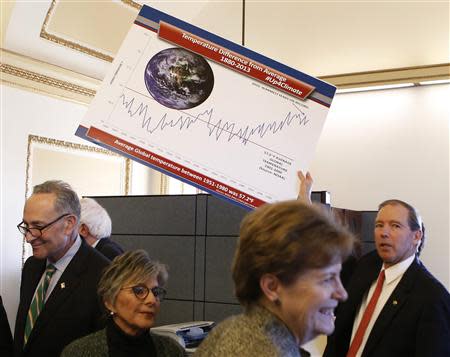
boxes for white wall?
[311,84,449,289]
[1,85,89,329]
[1,83,449,342]
[0,85,162,329]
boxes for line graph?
[79,5,335,208]
[117,89,309,156]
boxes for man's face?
[22,193,76,262]
[374,204,421,268]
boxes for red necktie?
[346,270,385,357]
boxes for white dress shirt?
[349,254,415,357]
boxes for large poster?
[77,5,336,209]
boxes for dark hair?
[232,200,355,307]
[378,199,425,256]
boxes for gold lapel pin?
[60,282,66,289]
[393,300,398,305]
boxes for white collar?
[382,254,415,285]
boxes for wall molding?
[0,49,99,104]
[22,134,132,266]
[2,48,448,102]
[121,0,141,10]
[40,0,114,62]
[320,63,450,89]
[1,63,95,97]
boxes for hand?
[297,170,313,204]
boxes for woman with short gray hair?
[62,250,185,357]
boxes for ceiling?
[1,0,449,102]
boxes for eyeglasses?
[121,285,167,302]
[17,213,71,238]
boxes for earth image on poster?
[144,47,214,110]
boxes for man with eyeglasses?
[13,180,110,357]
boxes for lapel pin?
[60,282,66,289]
[392,300,398,305]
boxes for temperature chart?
[77,5,336,209]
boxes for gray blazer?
[61,327,186,357]
[194,305,301,357]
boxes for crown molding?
[320,63,450,89]
[0,48,99,104]
[2,48,449,105]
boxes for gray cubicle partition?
[92,194,246,326]
[91,193,375,326]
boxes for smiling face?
[273,262,348,345]
[106,275,161,336]
[374,204,422,268]
[22,193,76,262]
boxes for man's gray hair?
[33,180,80,219]
[80,198,112,239]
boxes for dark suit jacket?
[95,237,124,261]
[324,251,450,357]
[14,239,110,357]
[0,296,13,357]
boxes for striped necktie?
[24,264,56,346]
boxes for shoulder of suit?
[347,250,382,279]
[22,255,45,272]
[408,260,450,301]
[358,250,382,266]
[82,240,111,267]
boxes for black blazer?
[324,251,450,357]
[95,237,124,261]
[14,239,110,357]
[0,296,13,357]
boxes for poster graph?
[77,5,336,209]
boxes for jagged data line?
[117,92,309,160]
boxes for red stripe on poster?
[87,126,266,209]
[158,22,315,101]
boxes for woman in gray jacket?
[62,250,185,357]
[195,200,354,357]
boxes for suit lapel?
[17,259,46,348]
[362,259,419,356]
[95,238,105,251]
[23,260,46,316]
[336,253,381,354]
[351,254,380,314]
[25,241,90,348]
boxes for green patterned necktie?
[24,264,56,346]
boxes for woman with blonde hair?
[62,250,185,357]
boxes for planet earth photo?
[144,47,214,110]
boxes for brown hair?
[378,199,425,255]
[232,200,355,307]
